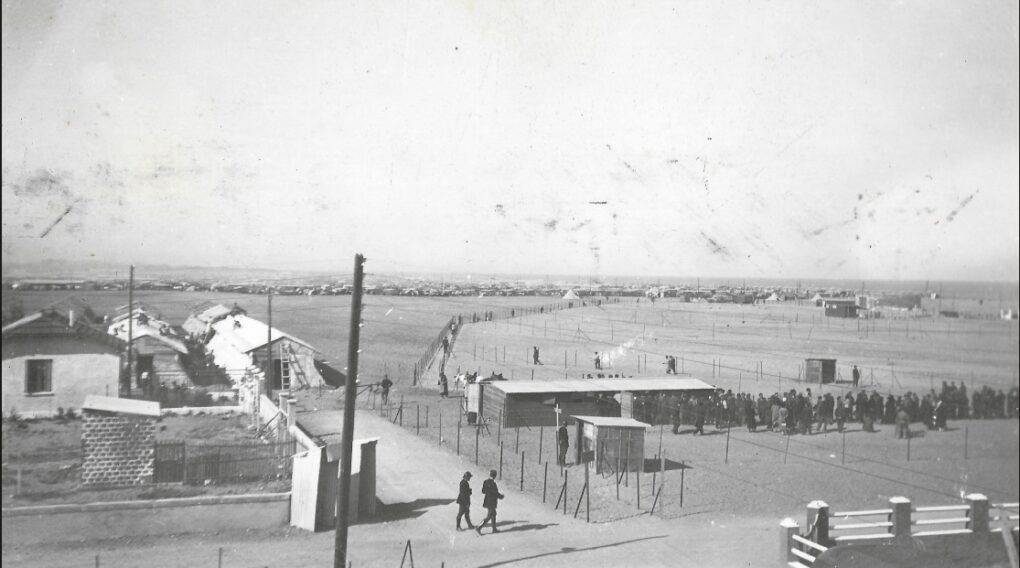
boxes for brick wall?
[81,410,156,487]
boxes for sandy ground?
[4,298,1017,566]
[3,409,776,567]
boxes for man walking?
[852,365,861,388]
[533,346,542,365]
[594,352,602,370]
[557,421,569,466]
[895,406,910,439]
[476,470,504,535]
[380,375,393,406]
[692,399,705,435]
[456,471,475,530]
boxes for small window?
[26,359,53,394]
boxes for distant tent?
[562,289,580,300]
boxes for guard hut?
[804,358,837,384]
[290,437,378,532]
[573,416,649,474]
[481,377,716,428]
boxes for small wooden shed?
[290,437,378,532]
[805,358,837,384]
[573,415,649,474]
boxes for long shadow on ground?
[359,498,454,524]
[475,535,669,568]
[641,458,693,472]
[474,520,558,534]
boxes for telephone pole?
[265,289,274,400]
[335,254,365,568]
[126,265,134,396]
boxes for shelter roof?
[313,359,347,388]
[209,313,317,354]
[44,295,98,321]
[325,437,380,462]
[572,416,650,429]
[3,310,128,351]
[83,395,160,417]
[486,377,716,395]
[108,313,189,353]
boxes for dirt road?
[4,409,774,567]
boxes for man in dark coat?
[895,406,910,439]
[380,375,394,406]
[557,422,569,466]
[456,471,475,530]
[692,399,705,435]
[439,372,449,398]
[476,470,504,534]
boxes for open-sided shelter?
[804,358,837,384]
[480,377,716,428]
[573,415,649,474]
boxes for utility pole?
[265,289,274,400]
[335,254,365,568]
[126,265,134,396]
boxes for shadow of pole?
[476,535,669,568]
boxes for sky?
[2,0,1018,281]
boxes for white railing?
[782,494,1017,565]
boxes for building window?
[26,359,53,394]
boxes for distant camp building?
[108,309,190,392]
[804,358,837,384]
[823,299,859,318]
[473,377,716,428]
[189,304,327,390]
[3,309,126,418]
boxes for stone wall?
[81,410,156,486]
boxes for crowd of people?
[629,382,1019,436]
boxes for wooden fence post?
[539,427,544,463]
[563,470,568,514]
[889,496,911,538]
[966,494,990,533]
[780,518,799,564]
[520,451,525,491]
[543,461,549,503]
[807,500,830,544]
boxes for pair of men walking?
[456,470,504,534]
